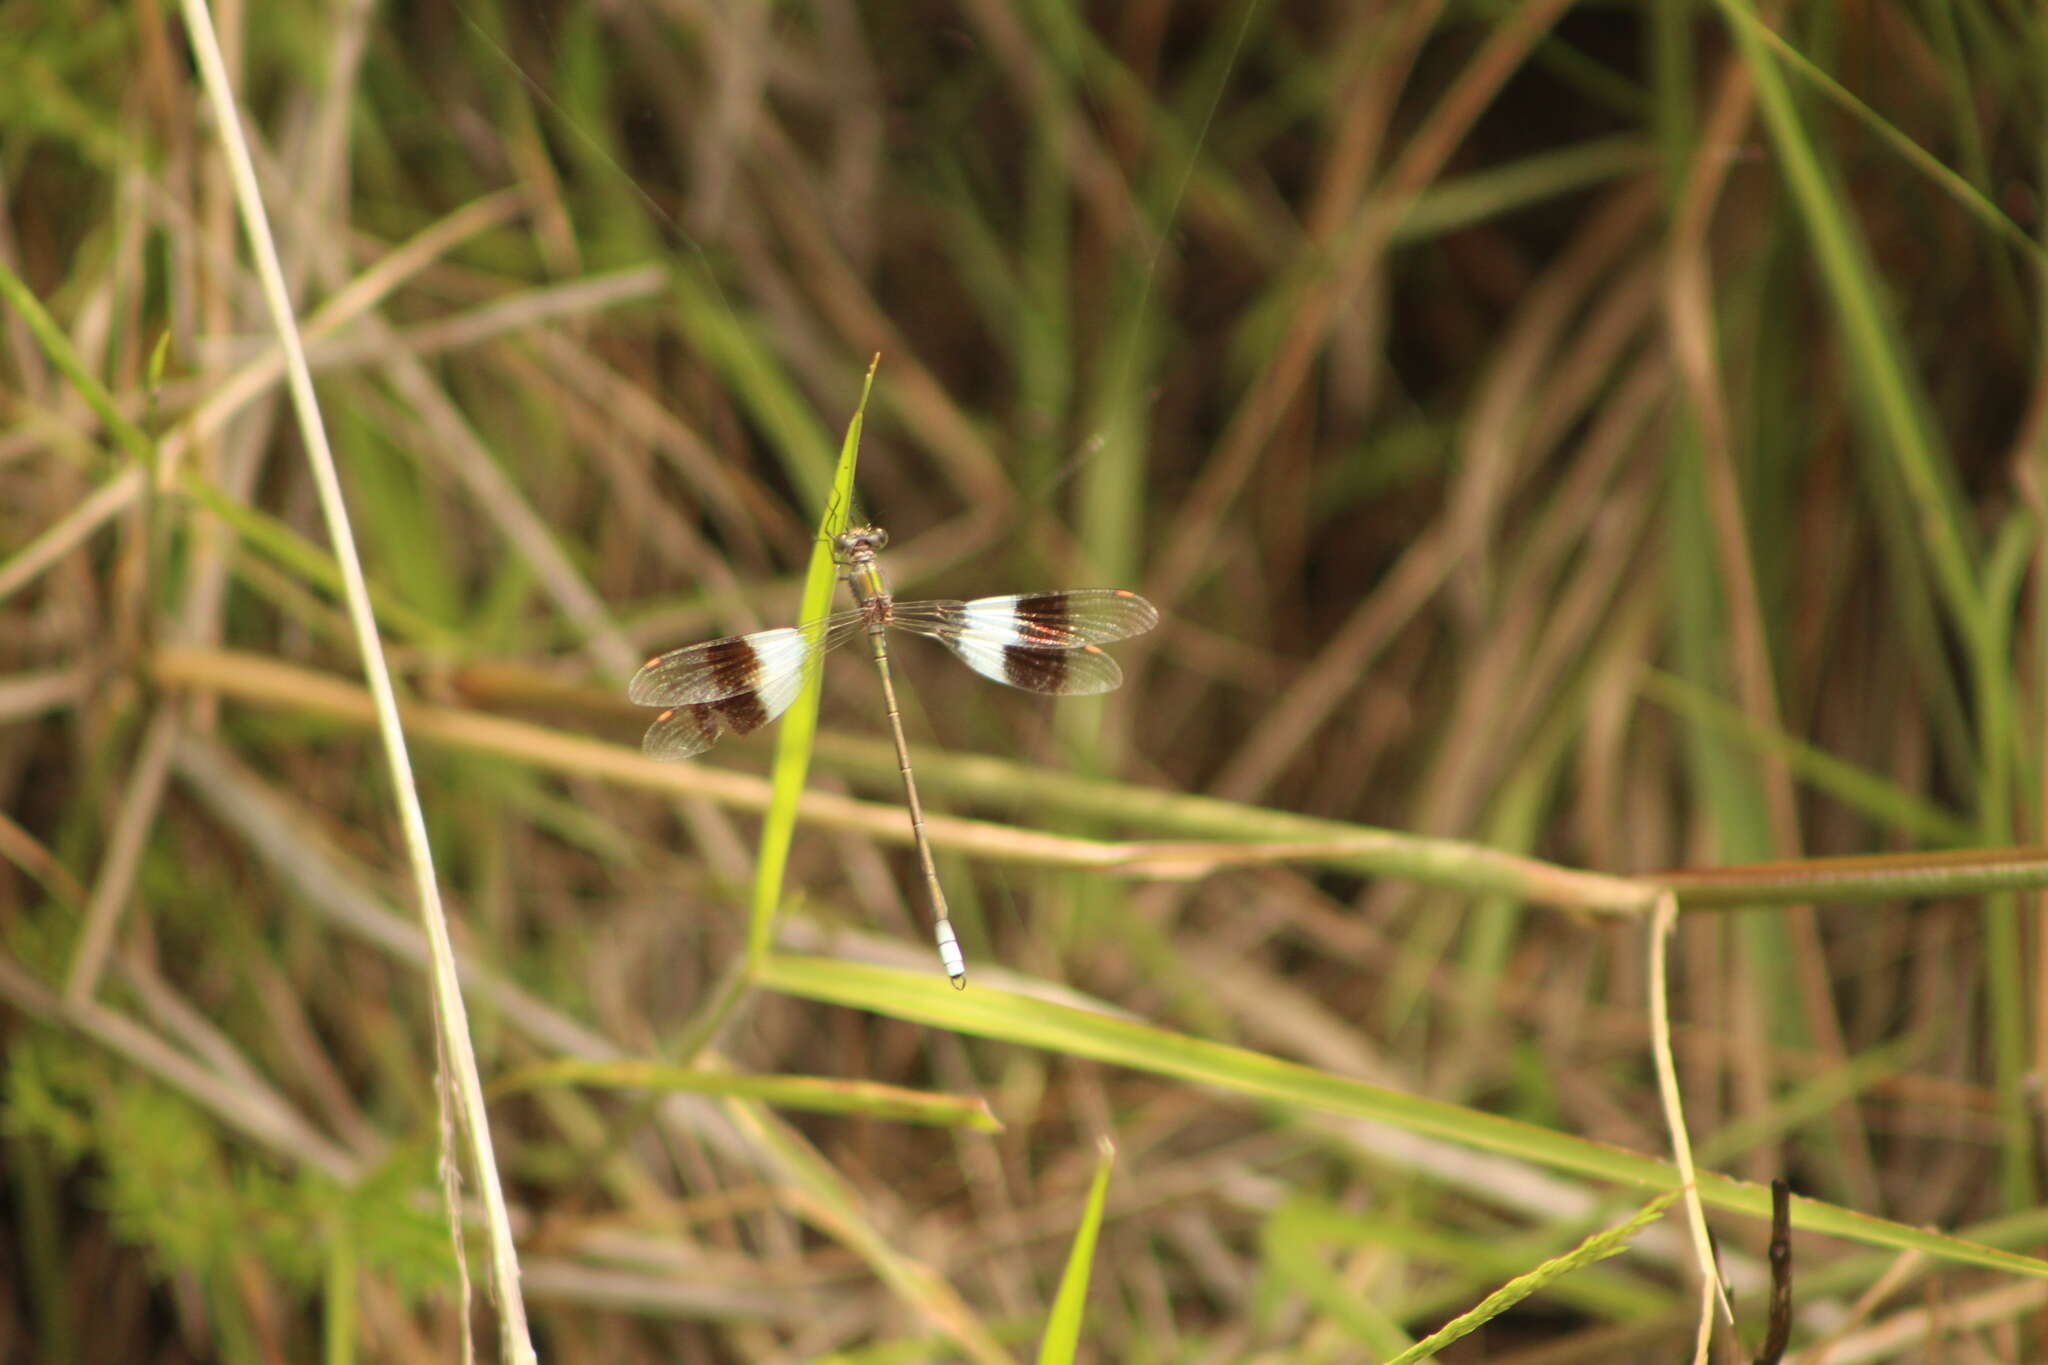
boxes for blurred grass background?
[4,0,2048,1360]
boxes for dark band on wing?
[702,635,764,697]
[1003,644,1078,691]
[642,689,772,760]
[708,689,770,735]
[1011,591,1073,645]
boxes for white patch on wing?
[958,597,1027,642]
[746,627,812,685]
[751,641,810,723]
[943,634,1014,686]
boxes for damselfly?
[629,525,1158,986]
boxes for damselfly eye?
[868,527,889,550]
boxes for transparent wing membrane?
[639,703,721,760]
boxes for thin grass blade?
[747,358,877,976]
[1036,1137,1115,1365]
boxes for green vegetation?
[4,0,2047,1360]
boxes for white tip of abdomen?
[935,922,967,988]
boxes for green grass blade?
[492,1058,999,1131]
[322,1210,356,1365]
[1382,1193,1679,1365]
[1036,1137,1114,1365]
[673,273,839,514]
[0,254,155,468]
[1260,1199,1416,1353]
[1393,136,1652,242]
[757,955,2048,1279]
[1706,0,2041,263]
[1269,1198,1669,1323]
[1717,0,1980,643]
[1640,670,1978,846]
[747,359,876,976]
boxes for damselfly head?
[834,525,888,559]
